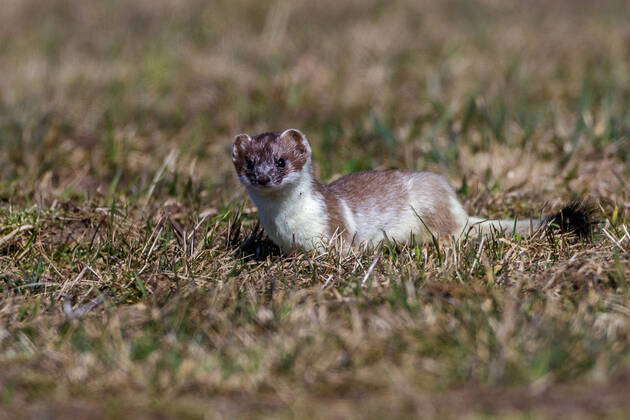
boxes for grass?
[1,0,629,418]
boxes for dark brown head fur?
[232,129,311,192]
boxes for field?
[1,0,629,418]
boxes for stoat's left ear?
[279,128,311,156]
[232,133,251,162]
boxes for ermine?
[231,129,591,251]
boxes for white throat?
[246,163,328,250]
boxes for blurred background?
[0,0,628,212]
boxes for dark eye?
[246,159,254,170]
[275,158,286,168]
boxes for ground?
[0,0,629,418]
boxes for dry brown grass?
[1,0,629,418]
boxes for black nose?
[257,175,270,185]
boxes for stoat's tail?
[467,202,593,239]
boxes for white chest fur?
[247,177,329,250]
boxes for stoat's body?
[232,129,589,251]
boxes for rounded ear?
[232,133,251,162]
[279,128,311,155]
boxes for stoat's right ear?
[232,133,251,162]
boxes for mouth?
[248,180,282,192]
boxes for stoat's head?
[231,128,312,193]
